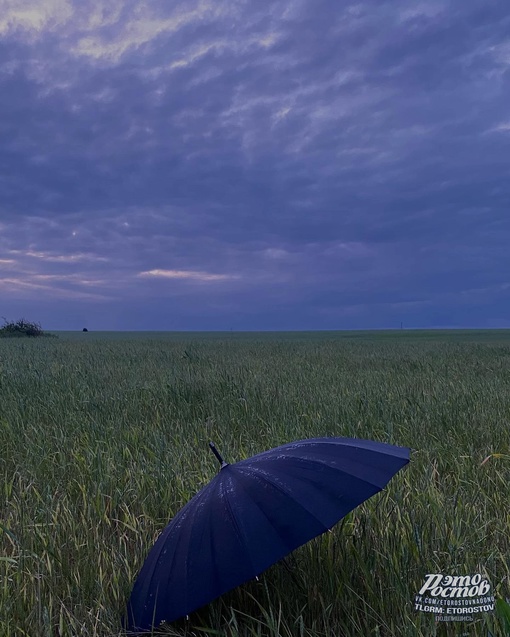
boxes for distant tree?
[82,328,88,332]
[0,318,55,338]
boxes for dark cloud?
[0,0,509,329]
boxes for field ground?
[1,330,509,636]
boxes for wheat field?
[1,330,509,636]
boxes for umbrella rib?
[133,479,217,628]
[180,483,220,614]
[234,466,331,538]
[247,455,392,490]
[265,473,331,530]
[221,479,258,576]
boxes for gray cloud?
[1,0,509,329]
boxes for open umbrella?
[124,437,410,632]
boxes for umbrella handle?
[209,441,228,468]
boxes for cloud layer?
[1,0,509,329]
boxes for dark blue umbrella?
[124,437,410,632]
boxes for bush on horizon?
[0,317,54,338]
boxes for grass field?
[1,330,509,636]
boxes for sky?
[1,0,509,331]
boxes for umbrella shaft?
[209,442,227,468]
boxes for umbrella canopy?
[124,437,410,632]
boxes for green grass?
[1,330,509,636]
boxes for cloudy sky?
[1,0,509,330]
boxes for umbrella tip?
[209,441,228,469]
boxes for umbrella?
[124,437,410,632]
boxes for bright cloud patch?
[0,0,73,35]
[8,250,109,263]
[139,269,238,282]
